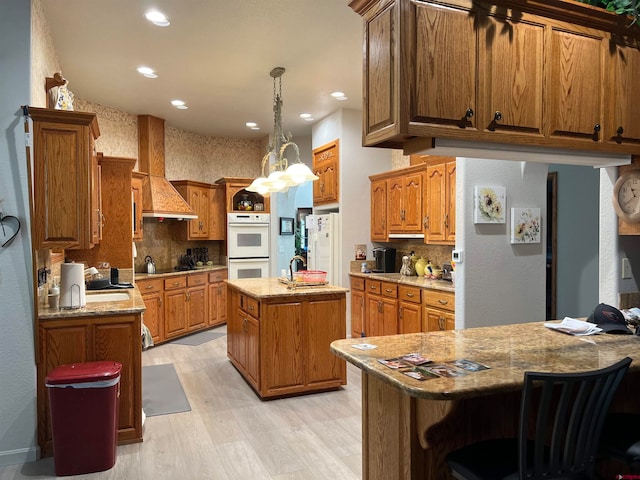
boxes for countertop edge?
[39,285,146,320]
[226,278,349,299]
[135,265,227,280]
[349,272,455,292]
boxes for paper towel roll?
[60,263,86,308]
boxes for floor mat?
[142,363,191,417]
[169,330,226,346]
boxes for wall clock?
[613,169,640,223]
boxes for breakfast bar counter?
[330,322,640,480]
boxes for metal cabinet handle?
[399,307,403,319]
[459,108,474,129]
[385,288,393,293]
[444,213,449,229]
[438,299,448,305]
[494,111,502,122]
[370,285,377,290]
[592,123,601,141]
[145,285,153,289]
[465,108,474,118]
[248,305,254,311]
[406,292,415,298]
[488,111,503,131]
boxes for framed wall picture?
[510,207,541,244]
[474,186,506,223]
[279,217,294,235]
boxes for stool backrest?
[520,357,631,479]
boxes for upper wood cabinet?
[215,177,270,213]
[387,171,423,235]
[312,139,339,206]
[131,172,146,241]
[350,0,640,155]
[171,181,225,241]
[29,107,101,250]
[370,178,388,241]
[424,157,456,245]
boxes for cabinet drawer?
[351,276,365,291]
[381,282,397,299]
[137,278,163,295]
[423,289,455,312]
[209,270,227,283]
[188,272,207,287]
[240,294,260,317]
[365,279,381,295]
[164,275,187,291]
[399,285,421,304]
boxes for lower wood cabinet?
[350,276,366,338]
[37,313,142,457]
[398,285,422,334]
[137,269,227,345]
[227,285,347,399]
[365,279,398,336]
[423,289,456,331]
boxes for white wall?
[456,158,549,328]
[0,0,39,465]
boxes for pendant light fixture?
[246,67,318,196]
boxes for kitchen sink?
[85,292,130,303]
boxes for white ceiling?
[41,0,363,139]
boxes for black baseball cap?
[587,303,632,334]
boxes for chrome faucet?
[289,255,307,282]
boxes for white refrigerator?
[307,213,341,285]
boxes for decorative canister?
[400,255,413,276]
[415,257,427,277]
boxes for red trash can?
[45,361,122,476]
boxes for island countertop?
[225,277,349,299]
[330,321,640,401]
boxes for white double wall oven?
[227,213,270,279]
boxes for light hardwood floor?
[0,326,363,480]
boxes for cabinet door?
[402,173,423,232]
[367,295,398,336]
[164,289,188,338]
[304,297,346,387]
[188,187,210,239]
[445,160,456,243]
[131,174,144,241]
[32,115,95,250]
[226,289,242,364]
[351,289,366,338]
[312,139,339,206]
[608,42,640,144]
[478,16,544,135]
[319,161,338,203]
[141,291,163,344]
[91,153,102,244]
[424,307,455,332]
[209,185,226,240]
[187,284,207,330]
[262,302,305,395]
[547,26,606,142]
[370,179,387,241]
[208,282,226,327]
[399,301,422,334]
[413,1,476,128]
[245,314,260,387]
[425,163,447,242]
[387,176,404,232]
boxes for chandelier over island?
[245,67,318,196]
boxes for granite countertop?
[350,271,455,292]
[330,321,640,401]
[226,277,350,299]
[39,285,146,320]
[135,264,227,281]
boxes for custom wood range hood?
[137,114,197,220]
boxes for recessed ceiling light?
[176,105,188,110]
[246,122,257,128]
[299,113,311,119]
[330,91,345,98]
[137,66,157,78]
[145,10,170,27]
[171,100,185,106]
[303,117,315,122]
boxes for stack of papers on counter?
[544,317,602,336]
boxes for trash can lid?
[45,361,122,385]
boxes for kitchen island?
[330,322,640,480]
[226,277,349,399]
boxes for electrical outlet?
[622,258,632,279]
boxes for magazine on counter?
[377,352,432,370]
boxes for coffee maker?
[372,247,396,273]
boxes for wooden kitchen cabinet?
[29,107,101,250]
[208,184,226,240]
[424,157,456,244]
[423,289,455,332]
[136,277,164,344]
[37,313,142,456]
[370,178,387,241]
[163,275,188,339]
[216,177,270,213]
[365,279,398,336]
[227,283,346,399]
[387,170,423,235]
[398,285,422,334]
[350,276,366,338]
[208,270,227,327]
[172,181,210,239]
[312,139,339,206]
[606,40,640,145]
[350,0,640,156]
[186,273,208,331]
[131,171,146,241]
